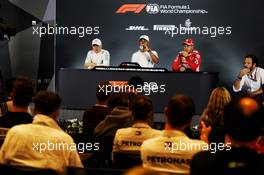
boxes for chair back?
[113,152,142,169]
[0,164,58,175]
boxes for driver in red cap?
[172,38,202,72]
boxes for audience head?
[128,76,144,95]
[124,166,168,175]
[33,91,61,118]
[131,95,153,122]
[107,92,130,110]
[128,76,144,87]
[96,81,111,103]
[224,97,264,142]
[206,87,231,125]
[165,94,195,129]
[12,76,34,108]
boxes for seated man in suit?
[82,81,112,135]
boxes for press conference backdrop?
[56,0,264,88]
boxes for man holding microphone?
[172,38,202,72]
[131,35,159,68]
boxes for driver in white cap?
[84,38,110,69]
[131,35,159,68]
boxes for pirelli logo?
[116,4,146,13]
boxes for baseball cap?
[92,38,102,46]
[139,35,149,42]
[183,38,194,46]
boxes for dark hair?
[131,95,153,121]
[12,76,34,108]
[128,76,144,87]
[5,78,16,97]
[166,94,195,128]
[245,54,258,66]
[33,91,61,115]
[107,93,129,110]
[96,81,111,102]
[224,97,264,142]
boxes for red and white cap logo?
[183,38,194,46]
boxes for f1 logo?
[116,4,146,13]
